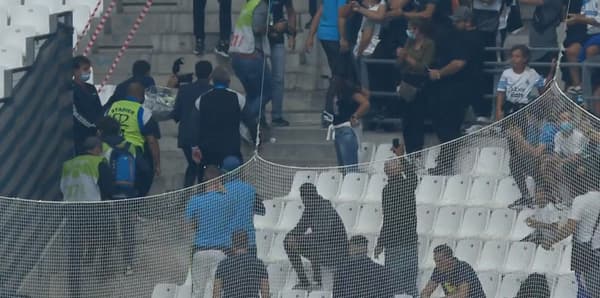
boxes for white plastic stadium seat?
[267,233,288,262]
[417,235,429,267]
[415,176,445,204]
[454,239,481,267]
[335,203,359,232]
[358,142,375,164]
[509,208,536,241]
[0,45,23,68]
[315,171,342,200]
[9,5,50,34]
[276,201,304,231]
[423,238,455,269]
[255,230,274,260]
[496,273,528,298]
[438,175,470,206]
[502,241,535,273]
[152,283,177,298]
[279,171,317,200]
[279,290,308,298]
[25,0,65,13]
[0,26,36,53]
[465,177,496,206]
[353,204,383,234]
[431,206,463,238]
[481,208,515,239]
[556,242,573,274]
[0,66,5,98]
[552,273,578,298]
[473,147,505,176]
[457,207,489,238]
[424,146,440,169]
[65,0,104,15]
[493,177,522,208]
[254,200,283,230]
[530,245,561,274]
[416,205,437,235]
[500,149,511,176]
[361,174,387,203]
[456,148,478,174]
[307,291,332,298]
[267,263,290,292]
[371,143,395,173]
[477,271,499,298]
[334,173,367,202]
[477,240,508,271]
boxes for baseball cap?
[450,6,472,22]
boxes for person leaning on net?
[284,183,349,290]
[374,148,419,297]
[421,244,486,298]
[333,235,394,298]
[212,230,270,298]
[185,166,234,298]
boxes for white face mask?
[80,71,91,82]
[406,29,416,40]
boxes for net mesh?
[4,82,599,297]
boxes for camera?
[172,58,193,88]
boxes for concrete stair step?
[121,0,311,14]
[270,125,327,143]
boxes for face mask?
[405,29,416,40]
[80,71,91,82]
[560,122,573,133]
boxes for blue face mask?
[80,71,91,82]
[405,29,416,40]
[560,122,574,133]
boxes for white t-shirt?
[554,129,588,157]
[580,0,600,35]
[496,67,545,104]
[353,1,384,57]
[569,192,600,247]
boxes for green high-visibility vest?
[107,100,145,149]
[60,155,105,201]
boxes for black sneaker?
[508,197,532,210]
[271,118,290,127]
[194,39,204,55]
[214,40,230,58]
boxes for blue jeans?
[386,245,419,297]
[270,43,285,119]
[334,126,358,167]
[231,52,272,140]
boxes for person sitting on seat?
[421,245,485,298]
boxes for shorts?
[578,33,600,62]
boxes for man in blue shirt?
[185,166,233,298]
[305,0,346,125]
[222,156,266,256]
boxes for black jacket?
[72,81,103,144]
[378,158,418,249]
[171,80,212,148]
[333,255,394,298]
[290,197,348,254]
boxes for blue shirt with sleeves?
[317,0,346,41]
[225,180,258,247]
[185,191,233,249]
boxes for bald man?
[106,81,161,196]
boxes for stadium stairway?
[87,0,536,194]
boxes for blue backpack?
[109,142,137,198]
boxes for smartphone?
[392,138,400,149]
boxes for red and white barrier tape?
[82,0,118,56]
[99,0,153,91]
[73,0,106,53]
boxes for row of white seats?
[259,197,554,241]
[256,228,573,275]
[278,169,523,209]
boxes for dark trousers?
[135,146,153,197]
[309,0,317,17]
[431,82,468,174]
[508,147,539,199]
[321,40,341,113]
[403,89,428,154]
[182,146,203,187]
[284,232,347,285]
[193,0,232,42]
